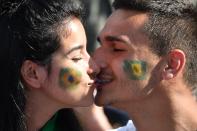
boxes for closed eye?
[72,57,82,62]
[113,48,126,52]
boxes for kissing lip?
[88,82,93,87]
[95,73,114,90]
[87,79,95,88]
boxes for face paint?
[59,68,82,89]
[123,60,147,80]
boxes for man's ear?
[21,60,47,89]
[162,49,186,80]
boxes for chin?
[94,101,104,107]
[94,94,109,107]
[81,97,94,107]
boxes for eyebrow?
[64,45,83,56]
[97,35,130,45]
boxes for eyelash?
[113,48,126,52]
[72,57,82,62]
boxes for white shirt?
[108,120,136,131]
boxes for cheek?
[123,60,147,80]
[59,67,82,90]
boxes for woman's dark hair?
[0,0,85,130]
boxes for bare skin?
[94,9,197,131]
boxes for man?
[93,0,197,131]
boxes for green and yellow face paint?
[59,67,82,90]
[123,60,147,80]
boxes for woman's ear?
[21,60,47,89]
[162,49,186,80]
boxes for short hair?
[113,0,197,97]
[0,0,85,130]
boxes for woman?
[0,0,102,130]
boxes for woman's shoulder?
[41,109,82,131]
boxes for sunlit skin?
[123,60,147,80]
[24,17,99,130]
[41,17,96,107]
[26,17,96,127]
[93,9,159,107]
[94,8,197,131]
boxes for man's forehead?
[103,10,148,35]
[111,9,147,18]
[108,9,148,26]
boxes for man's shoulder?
[107,120,136,131]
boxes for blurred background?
[82,0,113,54]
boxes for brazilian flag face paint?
[123,60,147,80]
[59,68,82,89]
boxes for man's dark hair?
[0,0,85,130]
[113,0,197,97]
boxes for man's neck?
[114,85,197,131]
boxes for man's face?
[93,9,160,107]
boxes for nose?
[87,58,100,79]
[92,47,108,70]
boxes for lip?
[95,74,113,90]
[87,82,93,87]
[87,79,95,87]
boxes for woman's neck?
[25,90,60,131]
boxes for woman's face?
[42,17,97,107]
